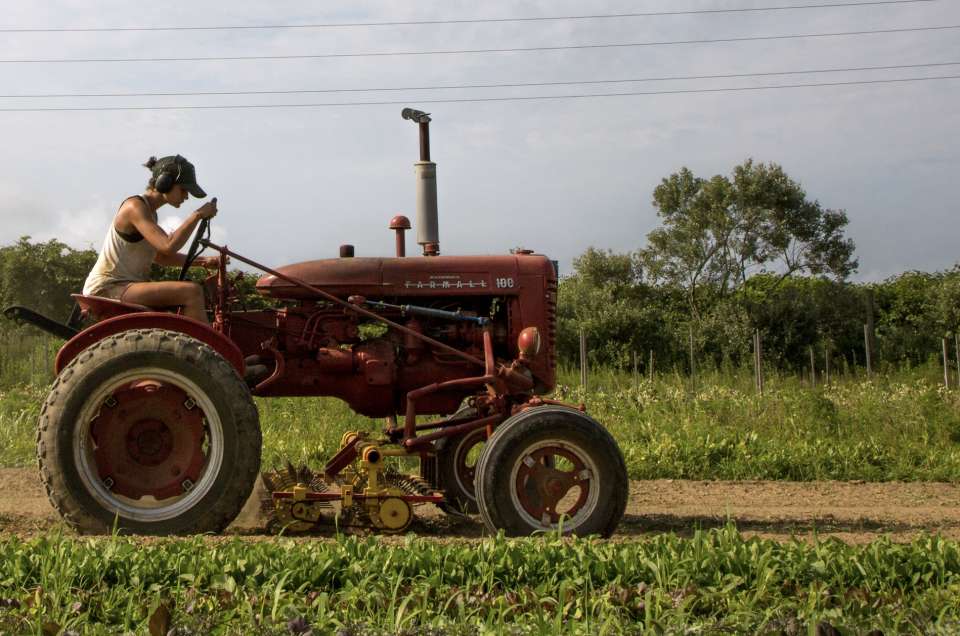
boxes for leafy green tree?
[0,237,97,328]
[638,160,857,318]
[557,247,672,368]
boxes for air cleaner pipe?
[362,300,491,326]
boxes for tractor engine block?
[221,253,558,420]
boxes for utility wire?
[0,75,956,111]
[0,0,947,33]
[2,62,957,99]
[1,25,956,64]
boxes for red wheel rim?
[91,382,207,500]
[514,446,590,525]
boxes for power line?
[0,75,955,111]
[1,25,955,64]
[2,62,957,99]
[0,0,947,33]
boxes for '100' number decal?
[496,278,515,289]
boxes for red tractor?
[5,110,628,537]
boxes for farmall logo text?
[405,275,488,290]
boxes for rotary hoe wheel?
[475,406,628,538]
[37,329,262,535]
[260,445,441,535]
[260,461,332,533]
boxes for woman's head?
[143,155,207,200]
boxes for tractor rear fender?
[55,313,245,377]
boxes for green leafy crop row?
[1,525,959,635]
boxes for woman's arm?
[153,252,221,268]
[125,198,218,257]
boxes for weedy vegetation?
[4,361,960,484]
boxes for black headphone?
[155,155,186,194]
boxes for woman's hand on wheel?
[196,255,228,269]
[196,200,218,220]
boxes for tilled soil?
[1,468,958,544]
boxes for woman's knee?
[182,282,205,304]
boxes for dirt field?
[1,468,958,544]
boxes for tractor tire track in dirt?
[1,468,958,544]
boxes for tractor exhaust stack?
[402,108,439,256]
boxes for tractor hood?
[256,254,554,300]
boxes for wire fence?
[576,328,960,396]
[0,332,58,389]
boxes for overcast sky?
[0,0,957,282]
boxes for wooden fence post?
[825,349,831,388]
[579,329,587,390]
[633,351,638,392]
[690,326,696,396]
[864,325,873,382]
[756,330,764,396]
[649,350,654,383]
[943,339,951,390]
[810,347,816,388]
[863,287,877,368]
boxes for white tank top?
[82,196,160,296]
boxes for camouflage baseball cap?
[153,155,207,198]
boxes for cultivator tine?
[385,467,442,500]
[295,460,311,483]
[285,459,299,486]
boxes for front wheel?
[474,406,628,538]
[37,328,261,535]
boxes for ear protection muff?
[154,155,186,194]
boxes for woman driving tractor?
[82,155,219,324]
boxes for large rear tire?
[475,406,627,538]
[37,328,261,535]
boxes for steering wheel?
[179,217,211,282]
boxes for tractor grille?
[546,277,558,371]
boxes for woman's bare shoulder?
[121,195,152,214]
[116,195,157,230]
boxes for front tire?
[475,406,627,538]
[37,328,261,535]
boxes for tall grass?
[2,340,959,482]
[561,361,960,482]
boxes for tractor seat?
[71,294,180,323]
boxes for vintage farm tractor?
[4,110,628,537]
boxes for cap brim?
[183,182,207,198]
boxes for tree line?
[559,161,958,373]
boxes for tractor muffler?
[402,108,439,256]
